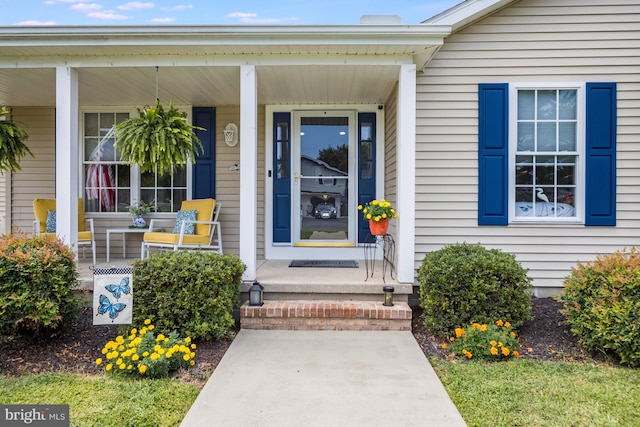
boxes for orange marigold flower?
[480,324,488,332]
[441,343,448,349]
[504,321,511,328]
[490,347,499,356]
[513,350,520,358]
[501,347,510,356]
[449,337,455,342]
[510,331,516,338]
[496,320,504,327]
[455,328,465,338]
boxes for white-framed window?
[82,110,189,213]
[509,84,584,222]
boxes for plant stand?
[364,233,395,283]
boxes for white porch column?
[239,65,257,281]
[396,64,416,284]
[55,66,79,250]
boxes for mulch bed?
[0,297,599,387]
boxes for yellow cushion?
[179,199,215,236]
[33,198,87,233]
[41,231,92,243]
[142,231,210,245]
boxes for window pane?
[557,164,575,185]
[155,189,173,212]
[141,171,155,187]
[173,189,186,212]
[559,90,577,120]
[157,171,171,188]
[516,187,533,203]
[174,167,186,187]
[515,156,533,185]
[361,123,373,141]
[558,188,575,206]
[117,190,130,212]
[85,113,98,137]
[84,138,99,161]
[537,90,557,120]
[536,156,555,186]
[518,90,535,120]
[559,122,576,151]
[117,165,130,187]
[537,123,557,151]
[517,123,535,151]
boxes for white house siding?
[217,105,265,260]
[10,107,55,234]
[384,85,399,240]
[416,0,640,295]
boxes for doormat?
[289,260,358,268]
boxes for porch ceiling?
[0,24,450,107]
[0,65,402,107]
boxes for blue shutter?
[192,107,216,199]
[478,84,509,225]
[585,83,617,226]
[273,112,291,242]
[358,113,376,242]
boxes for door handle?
[294,172,303,184]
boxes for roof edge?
[423,0,518,32]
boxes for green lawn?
[431,358,640,427]
[2,357,639,426]
[0,373,200,427]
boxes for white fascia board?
[0,24,451,48]
[423,0,517,32]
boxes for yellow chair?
[33,198,97,265]
[140,198,222,259]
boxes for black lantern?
[383,286,394,307]
[249,281,264,306]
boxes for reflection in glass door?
[293,112,356,246]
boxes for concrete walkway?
[180,330,466,427]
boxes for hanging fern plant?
[0,105,33,172]
[114,100,204,174]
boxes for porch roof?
[0,24,451,107]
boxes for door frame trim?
[265,104,385,260]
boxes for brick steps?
[240,300,412,331]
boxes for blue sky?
[0,0,461,26]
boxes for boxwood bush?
[131,251,245,340]
[0,232,80,336]
[562,248,640,366]
[418,242,532,336]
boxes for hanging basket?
[369,219,390,236]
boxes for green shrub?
[418,242,533,336]
[131,251,245,340]
[447,320,521,361]
[0,232,80,336]
[561,248,640,366]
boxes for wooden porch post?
[55,66,79,252]
[396,64,416,284]
[240,64,257,281]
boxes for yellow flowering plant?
[447,320,521,361]
[358,199,398,222]
[96,318,196,378]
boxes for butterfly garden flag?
[93,267,133,325]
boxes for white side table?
[106,228,149,262]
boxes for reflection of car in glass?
[314,202,337,219]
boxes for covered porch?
[0,23,452,290]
